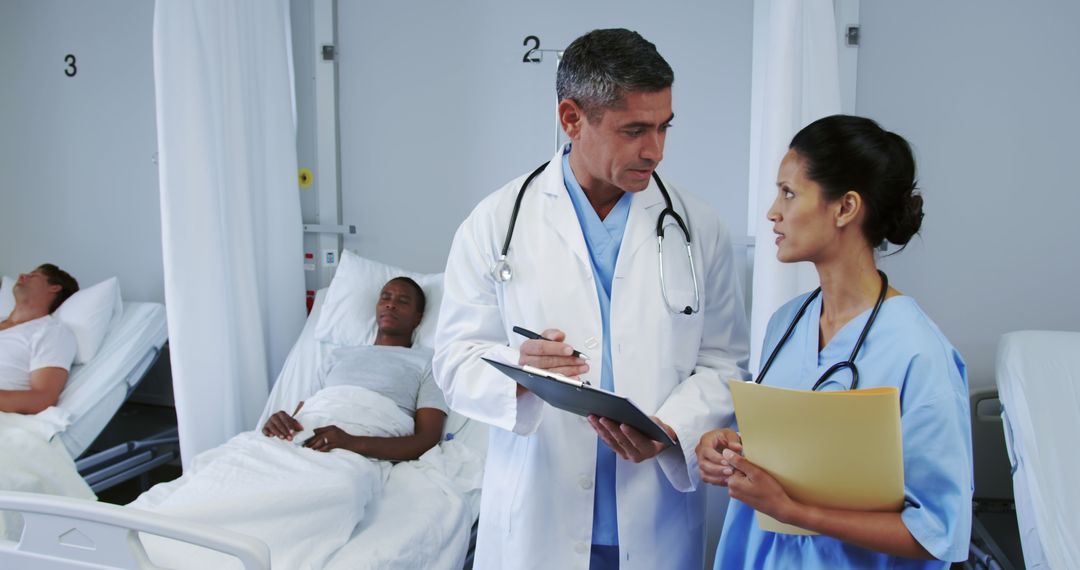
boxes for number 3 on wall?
[64,54,77,77]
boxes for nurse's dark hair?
[387,276,425,314]
[36,263,79,314]
[789,115,923,249]
[556,28,673,122]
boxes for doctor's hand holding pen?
[515,326,678,462]
[261,401,304,440]
[697,427,743,486]
[516,327,590,395]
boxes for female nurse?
[697,115,972,569]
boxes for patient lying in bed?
[0,264,79,414]
[262,277,447,461]
[130,277,448,569]
[0,264,90,539]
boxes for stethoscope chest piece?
[491,255,512,282]
[755,270,889,391]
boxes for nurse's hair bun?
[789,115,924,249]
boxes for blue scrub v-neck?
[562,146,631,548]
[803,294,875,391]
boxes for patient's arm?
[303,408,447,461]
[0,367,67,414]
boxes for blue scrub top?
[715,292,973,569]
[562,146,632,547]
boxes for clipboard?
[483,358,676,447]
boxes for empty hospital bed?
[995,330,1080,569]
[0,253,485,569]
[967,388,1020,569]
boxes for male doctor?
[434,29,749,570]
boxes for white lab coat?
[434,149,750,570]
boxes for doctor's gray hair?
[556,29,673,122]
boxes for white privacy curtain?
[747,0,842,372]
[153,0,306,467]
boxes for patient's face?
[12,268,60,304]
[374,280,423,337]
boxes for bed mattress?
[996,330,1080,570]
[55,301,168,456]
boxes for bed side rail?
[0,492,269,570]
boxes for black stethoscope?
[755,270,889,391]
[490,160,701,315]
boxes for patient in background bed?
[0,264,79,414]
[0,264,90,541]
[261,276,448,460]
[130,277,449,570]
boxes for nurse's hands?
[698,431,801,524]
[588,415,677,463]
[722,449,798,525]
[697,428,742,486]
[517,328,589,395]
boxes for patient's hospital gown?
[714,293,972,570]
[322,345,447,416]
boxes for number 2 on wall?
[64,54,77,77]
[522,36,541,63]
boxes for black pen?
[512,326,590,361]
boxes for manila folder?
[729,379,904,535]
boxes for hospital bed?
[967,388,1019,570]
[1,298,168,481]
[1,297,169,544]
[0,273,170,468]
[0,252,486,569]
[73,308,175,496]
[63,301,171,464]
[56,300,172,494]
[203,281,486,569]
[995,330,1080,570]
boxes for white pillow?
[54,277,123,364]
[0,276,14,317]
[313,250,443,349]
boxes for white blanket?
[324,439,484,570]
[0,411,94,539]
[131,386,413,570]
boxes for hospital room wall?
[333,0,754,274]
[855,0,1080,389]
[0,0,163,303]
